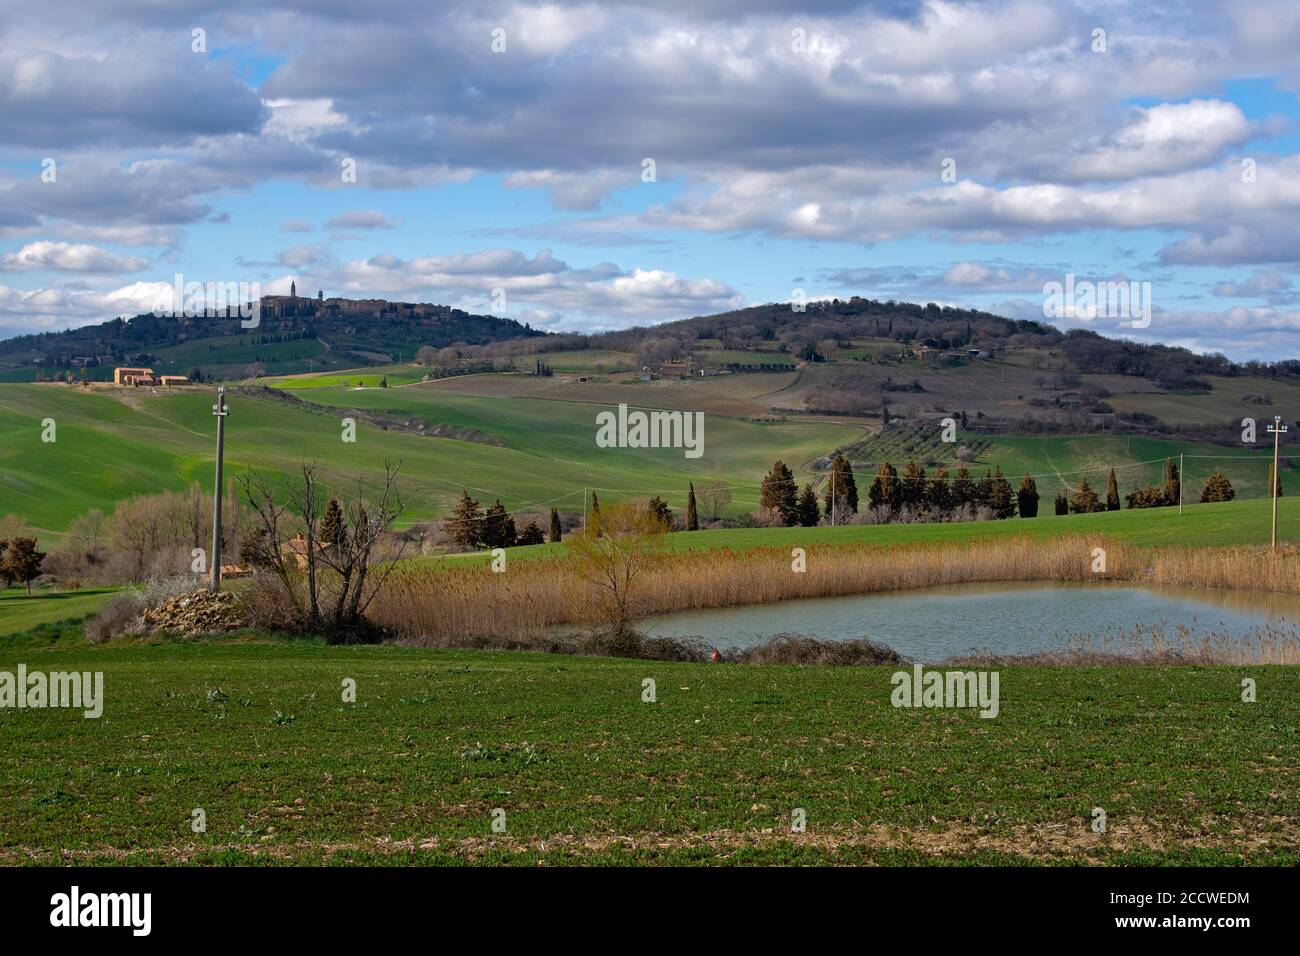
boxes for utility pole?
[831,467,836,527]
[1179,452,1184,515]
[1268,416,1288,549]
[210,385,228,591]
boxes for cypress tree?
[1017,474,1039,518]
[842,457,859,514]
[760,460,799,525]
[927,466,951,515]
[974,470,994,509]
[320,497,346,548]
[951,467,974,511]
[481,499,516,549]
[988,466,1015,519]
[442,490,484,549]
[686,482,699,531]
[901,460,927,513]
[1054,491,1069,515]
[1163,457,1180,506]
[867,462,900,513]
[1106,469,1120,511]
[549,507,562,543]
[823,454,859,521]
[796,483,820,527]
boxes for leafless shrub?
[749,506,788,528]
[85,592,145,643]
[730,634,907,665]
[242,575,307,632]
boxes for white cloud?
[263,97,347,142]
[1212,269,1294,297]
[324,210,401,231]
[0,240,148,274]
[1060,100,1253,181]
[294,247,743,326]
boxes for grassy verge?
[1,639,1296,865]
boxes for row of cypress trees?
[760,455,1038,524]
[442,491,561,549]
[442,456,1263,547]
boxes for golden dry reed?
[373,535,1300,648]
[1061,623,1300,665]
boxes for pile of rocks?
[141,589,246,636]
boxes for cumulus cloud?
[324,210,402,231]
[0,280,173,339]
[1212,269,1294,298]
[0,240,148,274]
[1059,100,1253,182]
[1,0,1299,353]
[292,247,741,328]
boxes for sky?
[2,0,1300,360]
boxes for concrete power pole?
[210,385,229,591]
[1179,453,1184,515]
[1268,415,1288,550]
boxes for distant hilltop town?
[0,278,544,382]
[257,281,461,322]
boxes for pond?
[638,582,1300,661]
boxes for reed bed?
[947,621,1300,666]
[372,534,1300,664]
[1146,544,1300,594]
[371,535,1300,655]
[375,535,1154,645]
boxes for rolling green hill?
[0,295,542,383]
[0,382,859,534]
[2,374,1295,540]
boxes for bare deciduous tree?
[696,480,732,521]
[239,459,407,641]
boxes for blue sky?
[2,0,1300,359]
